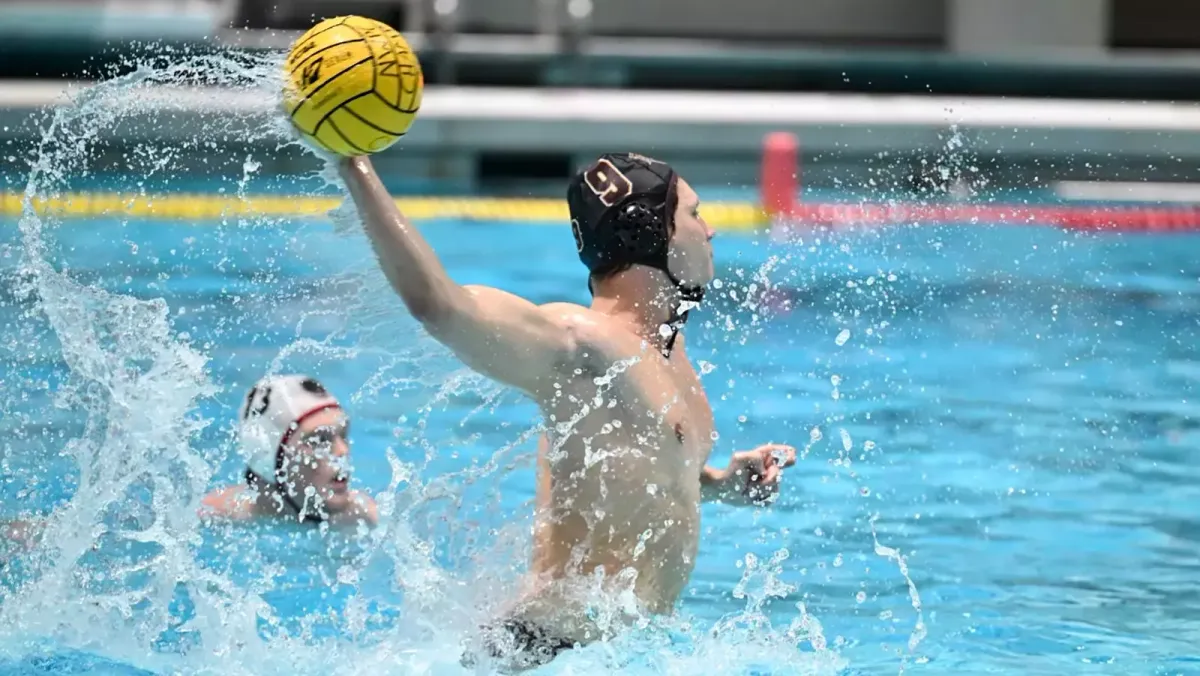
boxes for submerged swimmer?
[3,376,375,567]
[339,153,796,668]
[201,375,378,526]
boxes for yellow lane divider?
[0,192,767,231]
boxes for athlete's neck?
[590,266,684,348]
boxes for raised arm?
[339,157,580,395]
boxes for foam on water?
[0,45,856,676]
[1,49,293,674]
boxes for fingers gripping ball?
[282,16,424,156]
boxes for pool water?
[2,209,1200,676]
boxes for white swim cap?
[239,374,341,484]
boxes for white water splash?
[869,516,927,673]
[0,44,856,676]
[0,54,282,671]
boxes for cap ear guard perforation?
[612,200,669,264]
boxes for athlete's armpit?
[424,285,586,396]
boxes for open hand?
[727,443,797,505]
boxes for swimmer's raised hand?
[701,444,797,506]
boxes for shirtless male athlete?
[339,152,795,669]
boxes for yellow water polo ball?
[282,15,424,156]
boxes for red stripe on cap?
[273,403,342,481]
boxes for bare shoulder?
[449,285,624,394]
[199,486,254,521]
[537,301,600,327]
[459,285,587,321]
[535,302,631,353]
[464,286,614,350]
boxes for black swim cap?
[566,152,682,279]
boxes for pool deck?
[4,81,1200,154]
[3,82,1200,191]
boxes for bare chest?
[559,342,714,467]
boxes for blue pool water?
[2,206,1200,675]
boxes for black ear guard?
[610,199,669,266]
[585,198,670,297]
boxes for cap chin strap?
[659,270,706,359]
[244,467,325,523]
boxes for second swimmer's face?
[280,408,353,516]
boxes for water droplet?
[855,591,866,603]
[336,565,359,586]
[839,429,852,452]
[835,329,850,346]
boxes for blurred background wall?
[2,0,1200,197]
[230,0,1200,53]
